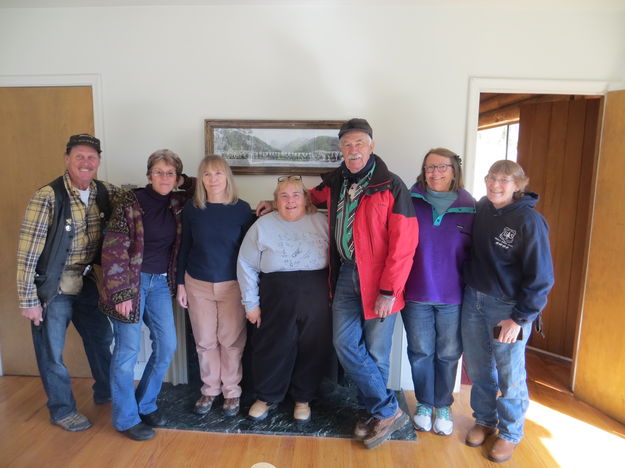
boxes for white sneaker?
[412,403,432,431]
[433,406,453,436]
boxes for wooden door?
[517,97,600,359]
[574,89,625,423]
[0,86,95,376]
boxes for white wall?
[1,4,624,203]
[2,3,625,389]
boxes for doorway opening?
[470,89,604,392]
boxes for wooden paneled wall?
[517,98,600,358]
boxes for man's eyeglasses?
[151,170,177,178]
[424,164,452,173]
[277,175,302,182]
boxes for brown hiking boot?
[194,395,215,415]
[465,424,496,447]
[488,437,518,463]
[353,412,374,440]
[223,397,240,417]
[362,408,409,449]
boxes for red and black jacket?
[310,155,419,319]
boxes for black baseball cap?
[338,118,373,139]
[66,134,102,154]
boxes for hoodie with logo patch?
[463,192,554,325]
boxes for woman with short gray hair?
[100,149,194,441]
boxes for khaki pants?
[185,273,247,398]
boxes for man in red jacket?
[309,118,418,449]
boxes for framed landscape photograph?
[204,119,345,175]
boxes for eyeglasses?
[277,175,302,182]
[424,164,452,173]
[151,170,177,178]
[485,175,514,185]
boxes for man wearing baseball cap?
[17,133,121,432]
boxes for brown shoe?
[488,437,517,463]
[293,402,311,423]
[194,395,215,415]
[465,424,496,447]
[353,412,374,440]
[363,408,409,450]
[223,397,240,417]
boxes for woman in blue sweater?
[177,155,254,417]
[462,160,554,463]
[401,148,475,436]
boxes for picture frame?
[204,119,345,175]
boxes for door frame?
[0,74,107,179]
[0,74,104,375]
[464,77,613,391]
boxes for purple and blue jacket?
[404,184,476,305]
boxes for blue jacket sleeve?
[512,212,555,324]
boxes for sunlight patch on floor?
[526,400,625,467]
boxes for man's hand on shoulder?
[255,200,274,217]
[21,306,44,326]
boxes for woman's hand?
[177,284,188,308]
[255,200,274,217]
[496,318,522,344]
[115,300,133,318]
[246,307,262,328]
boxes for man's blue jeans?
[461,286,533,443]
[332,262,398,419]
[110,273,177,431]
[401,301,462,408]
[31,276,113,421]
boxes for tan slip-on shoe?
[293,402,311,423]
[248,400,277,421]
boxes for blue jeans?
[31,276,113,421]
[461,286,533,443]
[332,262,398,419]
[401,301,462,408]
[110,273,177,431]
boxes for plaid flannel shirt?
[16,172,120,308]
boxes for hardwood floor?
[1,351,624,468]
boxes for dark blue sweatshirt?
[177,199,254,284]
[463,192,554,324]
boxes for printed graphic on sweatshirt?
[494,226,517,250]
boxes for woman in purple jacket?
[401,148,475,436]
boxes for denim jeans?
[401,301,462,408]
[31,276,113,421]
[461,286,533,443]
[110,273,177,431]
[332,262,398,419]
